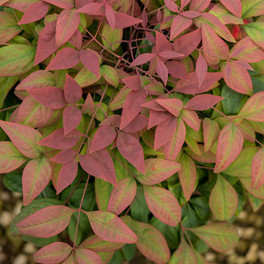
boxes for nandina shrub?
[1,0,264,263]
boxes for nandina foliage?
[1,0,264,263]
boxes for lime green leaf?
[101,23,123,51]
[100,65,119,88]
[209,174,238,220]
[0,44,36,76]
[243,22,264,49]
[242,0,264,18]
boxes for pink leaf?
[34,242,72,264]
[122,114,148,133]
[79,154,107,181]
[81,93,95,115]
[170,15,192,41]
[28,87,66,109]
[23,157,52,206]
[190,0,211,12]
[18,1,49,25]
[107,177,137,215]
[184,94,224,110]
[64,74,82,104]
[50,149,76,164]
[203,118,220,152]
[154,117,177,150]
[114,12,142,29]
[181,109,201,132]
[43,0,74,9]
[34,20,57,65]
[156,58,168,85]
[120,89,146,129]
[144,186,181,226]
[158,50,184,60]
[56,9,80,47]
[122,75,141,91]
[76,3,105,15]
[63,105,82,134]
[181,0,191,9]
[85,211,137,243]
[148,111,171,129]
[130,53,155,66]
[142,100,167,112]
[0,121,43,158]
[17,206,75,238]
[167,61,188,80]
[38,128,83,150]
[79,49,100,78]
[181,10,201,18]
[105,4,115,29]
[219,0,242,17]
[196,52,207,87]
[75,249,102,264]
[116,131,145,174]
[90,125,117,153]
[156,98,183,117]
[57,159,78,194]
[0,142,26,173]
[155,31,172,53]
[46,47,80,71]
[68,29,83,49]
[164,0,179,12]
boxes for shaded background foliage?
[1,0,264,263]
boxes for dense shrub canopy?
[1,0,264,263]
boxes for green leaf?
[209,174,238,220]
[0,76,19,109]
[95,178,113,211]
[243,22,264,49]
[121,244,137,261]
[188,222,239,252]
[3,171,22,193]
[242,0,264,18]
[100,65,119,88]
[221,84,248,115]
[0,44,36,76]
[75,67,101,87]
[101,23,123,51]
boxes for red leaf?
[50,149,76,164]
[184,94,223,110]
[0,142,26,173]
[34,242,72,264]
[130,53,155,66]
[63,105,82,134]
[46,47,80,71]
[18,1,49,25]
[156,98,183,117]
[155,31,172,53]
[116,131,145,174]
[156,58,168,85]
[196,52,207,87]
[64,74,82,104]
[91,149,117,186]
[85,211,137,243]
[142,100,167,112]
[57,159,78,194]
[181,0,191,9]
[144,186,181,226]
[190,0,211,12]
[76,3,105,16]
[79,154,107,181]
[75,249,102,264]
[0,121,43,158]
[68,29,83,49]
[154,116,177,150]
[81,93,95,115]
[122,114,148,133]
[219,0,242,17]
[105,4,115,29]
[108,177,137,215]
[56,9,80,47]
[181,109,200,132]
[120,89,146,129]
[34,20,57,65]
[28,87,66,109]
[164,117,186,160]
[17,206,75,238]
[23,157,52,206]
[114,12,142,29]
[170,15,192,41]
[79,49,100,78]
[181,10,201,18]
[90,125,117,153]
[167,61,188,80]
[252,149,264,189]
[122,75,141,91]
[38,128,83,150]
[214,123,244,173]
[148,111,171,129]
[44,0,74,9]
[164,0,179,12]
[158,50,184,60]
